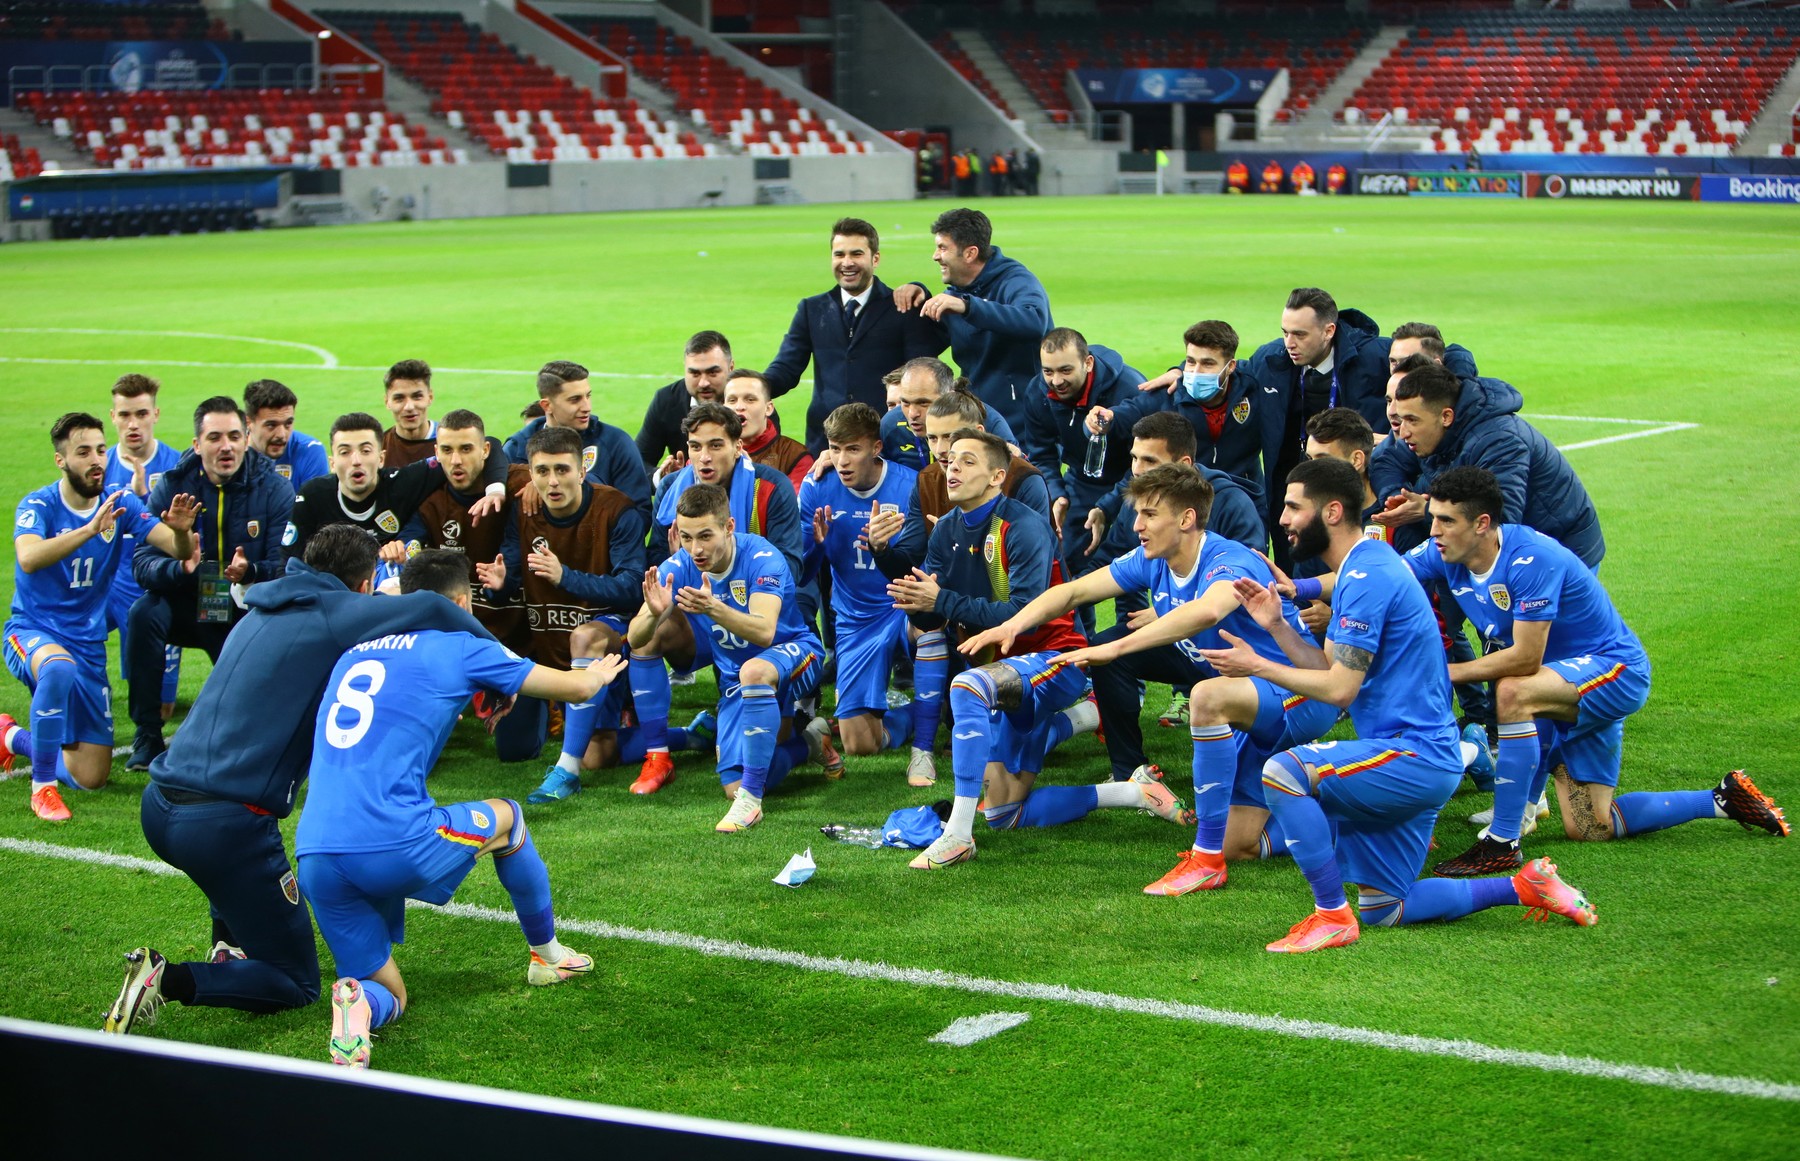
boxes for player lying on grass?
[896,430,1161,872]
[628,483,830,833]
[294,550,622,1069]
[1407,467,1787,876]
[1202,458,1597,953]
[2,412,196,821]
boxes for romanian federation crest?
[1488,584,1510,611]
[1232,398,1251,425]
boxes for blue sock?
[1043,711,1075,756]
[911,631,948,751]
[29,655,74,788]
[737,684,780,798]
[1611,790,1719,837]
[1190,723,1235,854]
[559,658,600,762]
[5,721,32,765]
[1258,813,1286,859]
[1527,720,1559,805]
[1014,784,1100,827]
[1394,876,1520,925]
[360,978,400,1029]
[1489,720,1540,842]
[160,644,181,705]
[493,829,555,944]
[764,735,807,793]
[1262,754,1345,910]
[55,750,80,790]
[628,654,671,752]
[881,715,907,751]
[946,671,996,799]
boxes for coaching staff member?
[103,525,501,1034]
[763,217,947,454]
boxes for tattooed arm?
[1198,633,1372,709]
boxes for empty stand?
[0,0,228,42]
[1344,12,1797,156]
[559,14,871,157]
[15,90,456,169]
[0,130,44,179]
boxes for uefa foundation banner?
[1698,175,1800,204]
[1076,68,1277,105]
[0,40,311,102]
[1354,171,1523,197]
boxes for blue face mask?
[1183,370,1225,403]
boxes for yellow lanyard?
[214,483,226,564]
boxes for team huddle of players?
[7,208,1788,1071]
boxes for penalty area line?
[1,835,1793,1104]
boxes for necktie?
[843,297,860,340]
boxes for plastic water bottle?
[1082,415,1109,479]
[820,824,884,849]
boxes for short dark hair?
[1391,353,1436,378]
[1306,407,1375,460]
[951,427,1009,473]
[1182,320,1240,359]
[194,396,246,437]
[685,330,731,360]
[1393,362,1462,410]
[111,373,160,399]
[926,388,985,426]
[51,411,105,453]
[823,402,882,446]
[1286,456,1364,521]
[1127,462,1213,529]
[525,425,583,461]
[900,356,955,394]
[439,408,485,437]
[399,548,473,598]
[243,379,296,418]
[1040,327,1089,363]
[384,359,432,388]
[831,216,878,254]
[929,207,992,262]
[537,360,588,400]
[1285,288,1338,326]
[683,402,742,442]
[674,482,731,522]
[1429,465,1506,528]
[329,412,384,444]
[725,368,772,400]
[1132,411,1197,461]
[303,523,379,590]
[1390,322,1446,360]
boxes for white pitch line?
[0,357,670,380]
[2,836,1794,1103]
[1524,413,1691,426]
[1554,423,1700,452]
[0,327,340,369]
[931,1012,1031,1047]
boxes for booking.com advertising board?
[0,40,311,105]
[1077,68,1276,105]
[1698,175,1800,203]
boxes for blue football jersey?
[295,629,534,856]
[103,441,182,601]
[11,482,156,643]
[269,431,329,489]
[1107,533,1305,668]
[798,459,917,624]
[1405,524,1646,665]
[658,532,817,685]
[1328,537,1460,766]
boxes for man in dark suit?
[762,217,946,454]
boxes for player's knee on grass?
[370,957,408,1015]
[1221,807,1269,862]
[478,798,521,856]
[65,743,111,790]
[837,713,885,756]
[649,611,696,669]
[1553,766,1614,842]
[1358,888,1403,927]
[1262,751,1319,801]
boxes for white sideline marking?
[1522,413,1700,453]
[3,836,1795,1103]
[0,355,667,380]
[0,327,341,369]
[930,1012,1030,1047]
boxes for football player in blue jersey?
[1201,458,1598,953]
[244,379,329,491]
[104,374,184,715]
[295,550,620,1069]
[628,484,829,833]
[798,403,917,760]
[1413,467,1786,877]
[2,413,195,820]
[989,463,1335,889]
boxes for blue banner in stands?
[0,40,312,104]
[1698,174,1800,204]
[1076,69,1276,105]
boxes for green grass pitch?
[1,196,1797,1159]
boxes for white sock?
[947,794,978,840]
[1060,698,1100,736]
[1094,781,1142,809]
[1459,740,1481,769]
[555,752,580,775]
[530,938,571,963]
[31,777,54,793]
[2,724,19,752]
